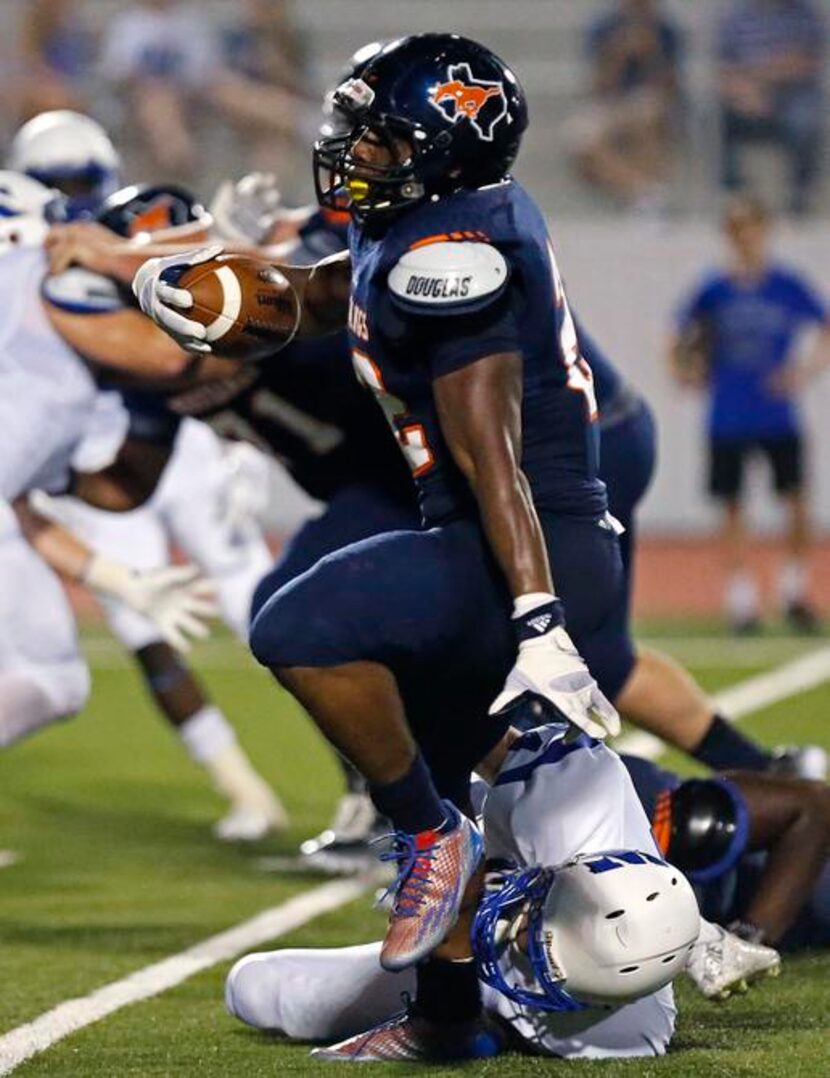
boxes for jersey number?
[352,350,434,477]
[547,239,598,420]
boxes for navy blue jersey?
[294,207,351,263]
[170,332,415,505]
[347,180,607,526]
[574,317,624,412]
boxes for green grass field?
[1,625,828,1075]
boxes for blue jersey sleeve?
[412,291,522,380]
[783,271,830,325]
[675,276,718,333]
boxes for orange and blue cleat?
[376,801,484,972]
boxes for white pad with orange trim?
[387,241,508,313]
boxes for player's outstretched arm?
[132,247,351,354]
[14,495,217,653]
[433,355,619,740]
[728,771,830,945]
[45,221,215,283]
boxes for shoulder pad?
[388,241,509,315]
[41,268,125,314]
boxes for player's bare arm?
[68,436,172,512]
[434,352,618,739]
[46,302,196,380]
[45,224,214,282]
[12,495,216,653]
[132,246,350,350]
[433,351,553,598]
[729,771,830,944]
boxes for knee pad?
[225,953,283,1032]
[35,658,91,719]
[248,570,335,669]
[0,661,89,747]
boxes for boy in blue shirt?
[672,195,830,632]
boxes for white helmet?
[7,110,121,216]
[474,849,700,1013]
[0,171,63,251]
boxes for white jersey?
[479,727,676,1057]
[0,248,127,500]
[48,419,273,645]
[226,727,676,1059]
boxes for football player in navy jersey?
[136,33,628,991]
[65,193,807,863]
[134,32,825,997]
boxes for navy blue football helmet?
[656,778,750,884]
[314,33,528,222]
[97,183,208,237]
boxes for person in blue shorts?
[671,194,830,633]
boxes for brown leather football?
[177,254,300,361]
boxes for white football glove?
[209,173,283,245]
[132,244,225,353]
[489,595,620,740]
[84,556,219,653]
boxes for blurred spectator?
[17,0,96,120]
[100,0,307,193]
[99,0,218,179]
[670,195,830,633]
[568,0,682,213]
[717,0,826,216]
[214,0,311,193]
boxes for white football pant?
[0,509,89,746]
[225,942,675,1059]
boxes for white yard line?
[0,874,377,1076]
[638,636,819,668]
[614,642,830,761]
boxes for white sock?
[208,742,282,811]
[178,706,282,815]
[725,571,759,623]
[0,675,64,748]
[777,560,807,608]
[178,705,236,765]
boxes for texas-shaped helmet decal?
[428,63,508,141]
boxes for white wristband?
[82,554,134,599]
[513,592,557,618]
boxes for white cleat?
[686,922,780,1001]
[769,744,828,782]
[213,795,290,843]
[299,792,385,875]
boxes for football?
[177,253,300,361]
